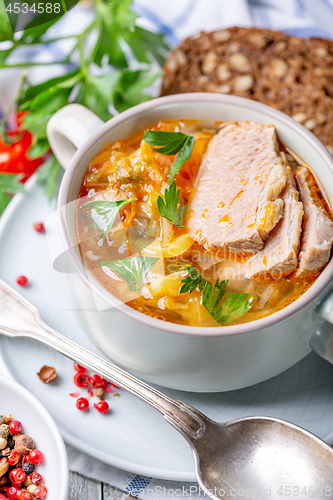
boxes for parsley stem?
[0,70,27,145]
[0,61,72,69]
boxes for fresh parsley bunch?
[0,0,169,200]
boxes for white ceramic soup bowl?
[0,375,69,500]
[48,93,333,393]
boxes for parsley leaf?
[0,173,25,216]
[0,173,25,194]
[211,292,255,325]
[157,180,187,228]
[0,1,13,42]
[180,266,206,293]
[36,155,61,201]
[0,192,11,216]
[143,130,195,184]
[96,256,159,291]
[144,131,190,155]
[180,267,255,325]
[83,198,137,245]
[167,136,194,183]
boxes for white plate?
[0,178,333,481]
[0,374,69,500]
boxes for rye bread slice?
[161,26,333,153]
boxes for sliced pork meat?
[295,167,333,277]
[246,168,303,279]
[187,122,287,254]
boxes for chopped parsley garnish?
[156,180,187,228]
[179,266,206,293]
[143,130,195,184]
[83,198,136,245]
[180,268,254,325]
[96,256,159,291]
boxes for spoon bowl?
[0,277,332,499]
[186,412,333,499]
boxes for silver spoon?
[0,277,332,500]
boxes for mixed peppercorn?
[0,415,47,499]
[71,363,118,414]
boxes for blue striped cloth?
[2,0,333,497]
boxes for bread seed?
[174,50,187,67]
[229,42,240,53]
[198,75,209,86]
[292,113,307,124]
[316,113,326,124]
[304,119,316,130]
[233,75,254,92]
[275,41,287,53]
[272,58,288,78]
[213,30,231,42]
[229,53,251,73]
[166,57,178,72]
[202,52,217,74]
[217,63,231,81]
[208,83,231,94]
[248,33,267,48]
[315,47,328,57]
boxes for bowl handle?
[46,104,104,170]
[310,289,333,363]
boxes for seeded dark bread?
[161,26,333,153]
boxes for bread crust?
[161,27,333,152]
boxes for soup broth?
[76,120,332,327]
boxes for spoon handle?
[0,278,204,439]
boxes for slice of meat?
[295,167,333,277]
[246,168,304,279]
[187,122,287,254]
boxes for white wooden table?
[69,471,136,500]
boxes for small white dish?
[0,374,69,500]
[0,178,333,481]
